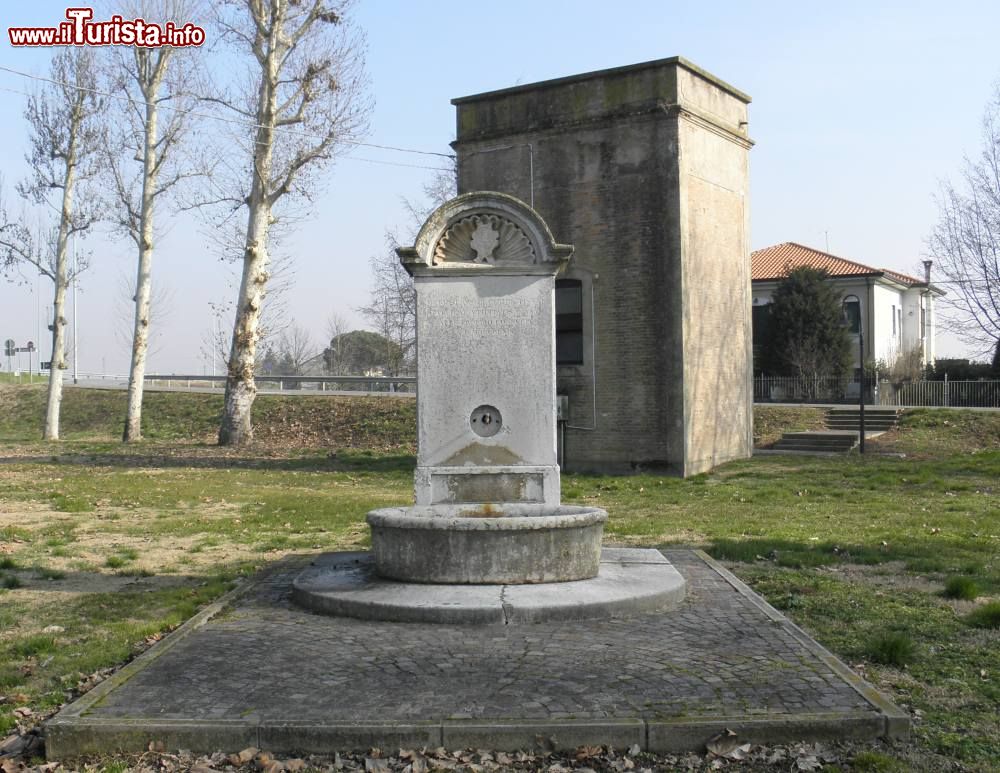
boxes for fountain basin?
[367,504,607,584]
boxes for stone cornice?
[452,100,753,150]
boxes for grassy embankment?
[0,383,997,770]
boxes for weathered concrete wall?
[676,82,753,475]
[452,57,753,475]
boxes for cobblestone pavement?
[81,550,878,725]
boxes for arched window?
[555,279,584,365]
[843,298,861,334]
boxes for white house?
[751,242,946,372]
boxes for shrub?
[1,574,22,590]
[965,601,1000,629]
[943,576,979,600]
[866,631,916,666]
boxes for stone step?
[825,408,900,433]
[772,431,858,453]
[828,409,899,415]
[771,444,857,454]
[827,416,898,422]
[826,421,897,430]
[781,431,859,441]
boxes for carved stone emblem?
[470,221,500,263]
[433,214,536,266]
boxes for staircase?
[768,408,902,454]
[825,407,901,433]
[770,430,860,454]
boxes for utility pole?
[72,238,79,383]
[213,314,219,377]
[35,272,40,383]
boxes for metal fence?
[877,379,1000,408]
[754,375,1000,408]
[753,375,872,404]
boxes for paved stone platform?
[46,550,908,759]
[292,548,687,624]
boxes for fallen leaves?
[0,739,893,773]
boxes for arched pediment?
[397,192,573,276]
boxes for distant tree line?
[256,327,405,378]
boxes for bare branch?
[925,82,1000,357]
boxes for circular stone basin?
[366,504,608,584]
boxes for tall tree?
[105,0,203,442]
[761,267,852,382]
[211,0,371,445]
[0,49,105,440]
[927,85,1000,358]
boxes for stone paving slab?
[46,550,908,759]
[292,548,687,624]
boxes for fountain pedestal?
[294,192,685,622]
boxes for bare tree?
[261,322,315,375]
[0,49,105,440]
[104,0,204,442]
[926,84,1000,358]
[358,165,456,376]
[359,229,417,375]
[209,0,371,445]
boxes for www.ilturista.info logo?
[8,7,205,48]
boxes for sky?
[1,0,998,375]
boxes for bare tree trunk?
[212,0,371,444]
[45,152,77,441]
[123,84,162,442]
[219,56,277,446]
[0,48,102,442]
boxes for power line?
[0,63,455,161]
[0,83,451,173]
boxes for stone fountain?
[293,192,686,623]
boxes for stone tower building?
[451,57,754,476]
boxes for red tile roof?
[751,242,925,286]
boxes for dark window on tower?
[555,279,584,365]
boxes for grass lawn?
[0,383,997,771]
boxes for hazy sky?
[1,0,998,375]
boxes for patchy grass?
[0,392,997,768]
[872,408,1000,457]
[753,405,827,446]
[0,383,416,449]
[32,565,67,580]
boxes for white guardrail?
[2,371,416,394]
[143,374,416,394]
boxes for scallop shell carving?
[433,214,536,265]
